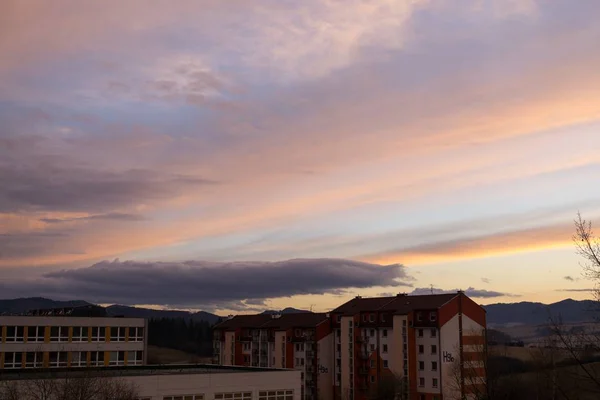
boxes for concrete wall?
[274,331,286,369]
[340,316,353,400]
[317,333,334,400]
[5,369,302,400]
[223,332,235,366]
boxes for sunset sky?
[1,0,599,314]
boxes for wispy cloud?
[409,286,515,299]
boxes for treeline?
[148,317,218,356]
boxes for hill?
[261,307,311,315]
[0,297,91,314]
[106,305,221,324]
[485,298,599,326]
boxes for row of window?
[418,377,439,388]
[1,351,143,369]
[418,360,438,371]
[2,326,144,343]
[163,395,204,400]
[368,359,390,369]
[417,328,437,338]
[418,344,437,355]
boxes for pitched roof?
[330,296,397,315]
[214,312,328,330]
[213,314,273,330]
[262,313,329,329]
[331,293,459,315]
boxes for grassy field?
[147,345,213,365]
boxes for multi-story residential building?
[330,292,486,400]
[213,313,333,400]
[213,292,486,400]
[0,305,147,370]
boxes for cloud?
[556,288,594,293]
[39,212,145,224]
[481,278,491,284]
[563,275,575,282]
[0,258,412,309]
[409,286,514,299]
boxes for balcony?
[358,367,369,375]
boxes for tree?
[369,374,408,400]
[573,212,600,302]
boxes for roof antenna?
[309,304,315,312]
[430,284,434,295]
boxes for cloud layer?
[409,287,514,299]
[0,258,411,310]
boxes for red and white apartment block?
[213,292,486,400]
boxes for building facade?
[0,364,302,400]
[0,306,147,370]
[213,292,486,400]
[213,313,333,400]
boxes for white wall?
[317,333,333,400]
[223,332,235,366]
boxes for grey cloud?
[563,276,575,282]
[0,258,411,309]
[0,164,218,213]
[481,278,491,284]
[409,286,514,299]
[40,212,145,224]
[0,231,74,259]
[556,288,594,292]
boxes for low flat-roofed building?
[0,364,302,400]
[0,305,147,369]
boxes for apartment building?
[213,292,486,400]
[0,305,147,370]
[0,364,302,400]
[330,292,486,400]
[213,313,333,400]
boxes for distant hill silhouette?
[0,297,91,315]
[261,307,311,315]
[484,299,599,326]
[106,305,221,324]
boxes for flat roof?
[0,364,296,381]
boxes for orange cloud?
[365,224,574,266]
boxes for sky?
[1,0,600,314]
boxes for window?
[215,393,252,400]
[370,344,375,351]
[301,358,304,366]
[402,320,407,326]
[383,360,388,368]
[369,314,375,322]
[5,326,24,342]
[431,328,437,338]
[370,359,375,368]
[337,373,341,383]
[370,329,375,337]
[402,326,407,335]
[432,378,439,388]
[109,351,126,366]
[416,312,423,322]
[295,329,302,337]
[336,315,342,323]
[383,344,388,353]
[163,395,204,400]
[362,314,367,322]
[111,327,126,342]
[90,351,105,366]
[419,377,425,387]
[336,329,340,337]
[348,321,353,327]
[337,344,341,352]
[418,329,423,337]
[419,361,424,371]
[72,327,89,342]
[91,327,106,342]
[430,312,437,322]
[381,313,386,322]
[431,345,437,355]
[49,351,68,367]
[295,357,300,366]
[50,326,69,342]
[370,375,375,383]
[26,326,45,342]
[433,397,440,400]
[418,345,424,354]
[382,329,387,337]
[71,351,87,367]
[130,327,144,341]
[432,361,438,371]
[258,390,293,400]
[128,351,143,365]
[3,352,22,368]
[243,343,250,351]
[25,352,44,368]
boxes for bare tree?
[369,374,408,400]
[573,212,600,301]
[447,329,488,400]
[0,380,21,400]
